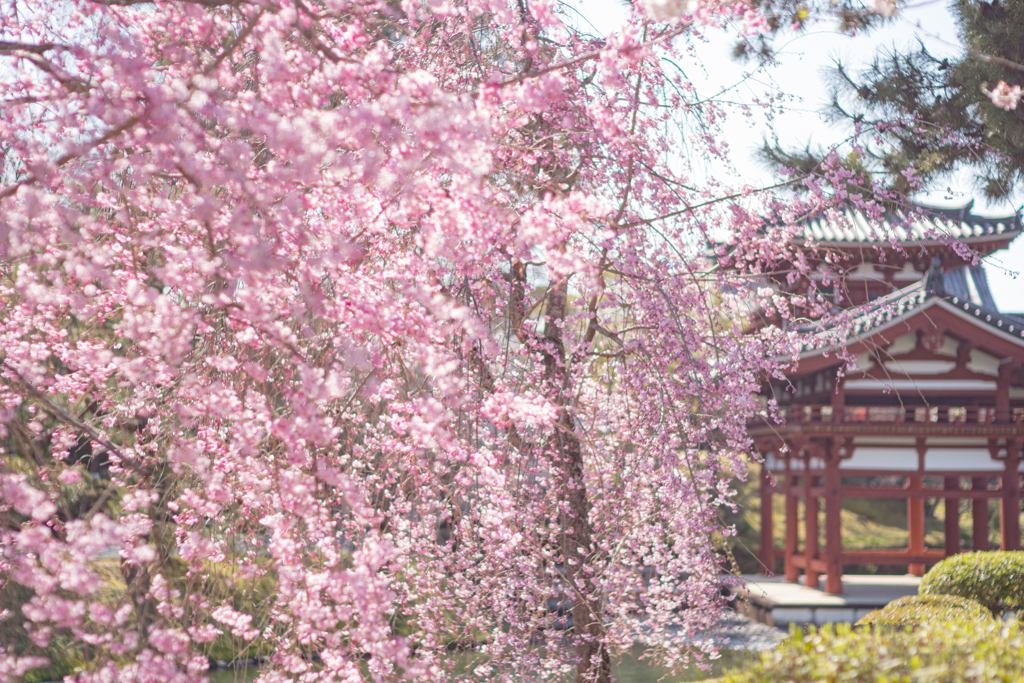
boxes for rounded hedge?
[856,593,994,629]
[721,619,1024,683]
[920,551,1024,614]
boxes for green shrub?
[855,593,994,629]
[721,620,1024,683]
[920,551,1024,614]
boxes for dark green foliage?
[721,620,1024,682]
[920,550,1024,614]
[855,593,994,628]
[760,0,1024,200]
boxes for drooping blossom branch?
[0,1,939,683]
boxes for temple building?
[749,200,1024,595]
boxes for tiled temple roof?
[797,268,1024,353]
[938,264,997,309]
[795,200,1021,246]
[944,294,1024,339]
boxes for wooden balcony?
[748,403,1024,437]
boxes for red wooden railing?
[758,404,1024,425]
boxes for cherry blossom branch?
[206,7,265,74]
[2,363,154,477]
[89,0,244,6]
[0,41,64,54]
[0,116,139,201]
[489,25,689,90]
[617,175,809,229]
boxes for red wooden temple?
[749,201,1024,595]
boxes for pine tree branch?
[970,48,1024,74]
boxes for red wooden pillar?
[1001,442,1021,551]
[908,474,925,577]
[972,476,990,551]
[944,476,960,558]
[804,454,819,590]
[995,367,1017,551]
[759,461,775,574]
[831,385,845,426]
[784,458,799,582]
[824,452,843,595]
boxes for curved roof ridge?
[793,199,1021,246]
[795,272,1024,356]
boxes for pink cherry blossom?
[871,0,897,17]
[0,0,974,682]
[987,80,1022,111]
[58,468,84,486]
[210,606,259,641]
[0,474,56,521]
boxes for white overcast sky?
[575,0,1024,312]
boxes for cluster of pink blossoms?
[870,0,897,18]
[0,0,912,682]
[987,80,1023,111]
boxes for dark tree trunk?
[541,282,611,683]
